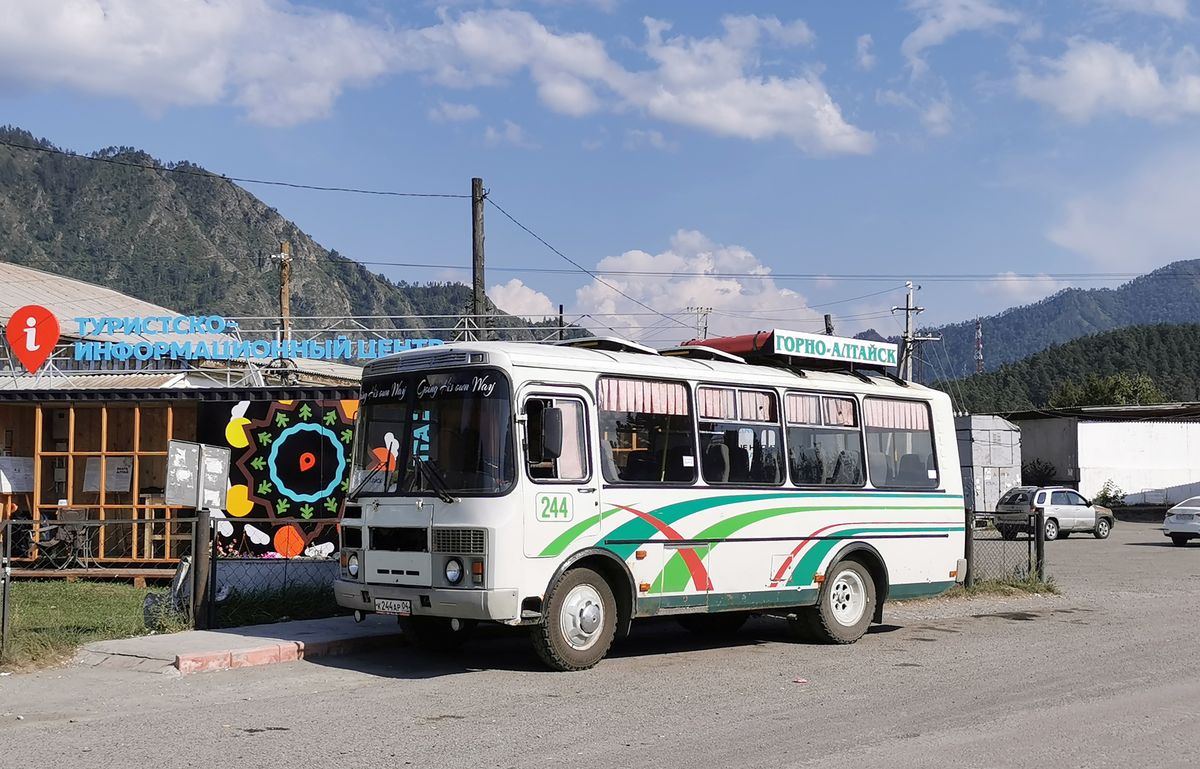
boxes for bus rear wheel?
[531,567,617,671]
[787,559,876,644]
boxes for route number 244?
[537,493,573,522]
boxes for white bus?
[335,329,966,671]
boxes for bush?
[1022,458,1057,486]
[1092,479,1126,508]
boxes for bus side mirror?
[541,407,564,461]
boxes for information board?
[83,456,133,493]
[166,440,229,509]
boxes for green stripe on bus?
[602,491,962,561]
[786,526,962,587]
[657,506,965,593]
[537,506,623,557]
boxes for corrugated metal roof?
[0,262,239,346]
[0,372,197,390]
[1003,403,1200,421]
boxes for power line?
[0,138,470,199]
[485,196,691,331]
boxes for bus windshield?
[353,368,515,497]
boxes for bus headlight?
[347,553,360,578]
[445,558,464,585]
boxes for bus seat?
[704,444,730,483]
[727,445,750,482]
[600,441,619,482]
[897,453,927,485]
[665,446,694,482]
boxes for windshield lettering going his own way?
[353,369,515,496]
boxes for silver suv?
[995,486,1115,542]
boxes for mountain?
[915,263,1200,377]
[935,324,1200,413]
[0,126,564,341]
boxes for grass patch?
[213,584,347,629]
[941,575,1061,599]
[1,580,186,671]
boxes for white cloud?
[623,128,677,151]
[856,34,876,70]
[0,4,873,154]
[1093,0,1189,19]
[0,0,395,126]
[921,97,954,135]
[428,100,481,122]
[484,119,538,148]
[489,278,557,318]
[573,230,823,344]
[1016,39,1200,122]
[985,272,1071,302]
[1047,148,1200,270]
[902,0,1020,76]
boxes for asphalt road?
[2,520,1198,769]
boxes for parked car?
[994,486,1115,542]
[1163,497,1200,546]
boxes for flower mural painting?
[213,400,358,558]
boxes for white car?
[995,485,1115,542]
[1163,497,1200,546]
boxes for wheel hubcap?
[1098,521,1109,535]
[829,570,867,627]
[1047,521,1057,538]
[559,584,604,650]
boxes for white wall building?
[1012,405,1200,505]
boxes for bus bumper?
[333,579,520,622]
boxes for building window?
[598,377,696,484]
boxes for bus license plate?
[374,598,411,616]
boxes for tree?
[1049,372,1166,408]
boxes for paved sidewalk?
[73,615,404,676]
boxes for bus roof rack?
[554,336,660,355]
[658,345,746,364]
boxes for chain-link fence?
[204,516,345,629]
[966,512,1046,584]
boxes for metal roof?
[0,372,192,391]
[0,384,359,403]
[1002,403,1200,421]
[0,262,239,346]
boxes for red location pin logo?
[299,452,317,472]
[6,305,60,373]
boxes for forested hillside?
[0,126,562,340]
[936,324,1200,412]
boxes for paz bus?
[334,329,966,671]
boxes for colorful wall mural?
[200,399,358,558]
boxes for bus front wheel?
[531,567,617,671]
[787,559,876,644]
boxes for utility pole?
[975,317,985,374]
[685,306,712,339]
[824,314,834,335]
[270,241,292,342]
[471,177,486,342]
[558,304,565,342]
[892,281,939,382]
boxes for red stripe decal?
[769,520,963,587]
[613,503,713,591]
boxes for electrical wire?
[0,138,470,199]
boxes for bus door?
[521,388,601,558]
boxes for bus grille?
[432,528,487,555]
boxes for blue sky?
[3,0,1200,346]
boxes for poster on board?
[82,457,134,493]
[0,457,35,493]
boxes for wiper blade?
[414,457,456,503]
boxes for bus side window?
[863,398,938,490]
[784,393,865,487]
[597,377,695,484]
[525,397,589,482]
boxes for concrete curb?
[173,632,403,676]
